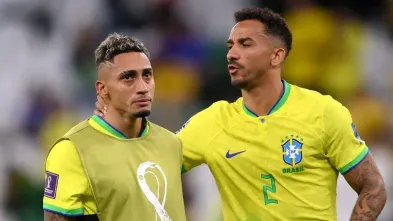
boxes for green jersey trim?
[339,146,369,174]
[140,123,149,137]
[43,203,84,216]
[243,102,259,118]
[91,115,149,139]
[243,80,291,117]
[268,80,291,115]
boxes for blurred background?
[0,0,392,220]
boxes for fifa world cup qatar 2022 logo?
[137,161,171,221]
[44,171,59,199]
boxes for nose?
[227,47,240,62]
[135,77,149,94]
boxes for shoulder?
[176,100,232,134]
[195,100,231,118]
[190,99,238,124]
[45,139,86,196]
[48,140,77,157]
[46,139,81,167]
[149,122,175,136]
[290,84,329,104]
[148,122,181,142]
[175,100,230,134]
[290,84,345,115]
[45,120,89,159]
[175,100,241,147]
[290,84,354,136]
[63,120,90,138]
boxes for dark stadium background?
[0,0,391,220]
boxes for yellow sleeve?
[323,97,369,175]
[43,140,89,216]
[177,103,223,173]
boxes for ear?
[271,47,286,67]
[95,80,108,99]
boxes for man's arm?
[176,102,225,172]
[44,211,75,221]
[43,140,88,217]
[343,153,387,221]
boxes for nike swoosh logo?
[226,150,246,159]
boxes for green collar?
[243,80,291,117]
[91,115,149,139]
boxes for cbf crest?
[281,135,303,167]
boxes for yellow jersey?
[43,115,149,217]
[177,80,368,221]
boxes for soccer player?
[95,8,387,221]
[44,33,187,221]
[176,8,387,221]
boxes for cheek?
[108,84,130,100]
[147,80,155,94]
[243,51,265,68]
[150,81,155,92]
[252,50,271,67]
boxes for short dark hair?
[234,7,292,57]
[94,33,150,67]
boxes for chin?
[231,79,250,89]
[133,110,151,118]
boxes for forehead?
[228,20,266,41]
[111,52,151,72]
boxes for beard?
[231,78,250,89]
[133,109,151,118]
[231,69,263,91]
[231,73,257,91]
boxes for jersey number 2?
[261,174,278,205]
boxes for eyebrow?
[227,37,253,44]
[119,68,153,76]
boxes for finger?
[95,101,101,109]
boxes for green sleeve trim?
[339,146,369,174]
[181,165,187,174]
[43,203,84,216]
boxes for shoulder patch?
[44,171,59,199]
[351,122,363,144]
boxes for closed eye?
[238,37,253,48]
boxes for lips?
[133,98,151,106]
[228,64,239,74]
[134,98,151,103]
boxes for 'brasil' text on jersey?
[177,80,368,221]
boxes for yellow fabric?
[177,84,368,221]
[62,121,186,220]
[323,96,368,172]
[43,118,114,215]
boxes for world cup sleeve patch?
[44,171,59,199]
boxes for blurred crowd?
[0,0,392,220]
